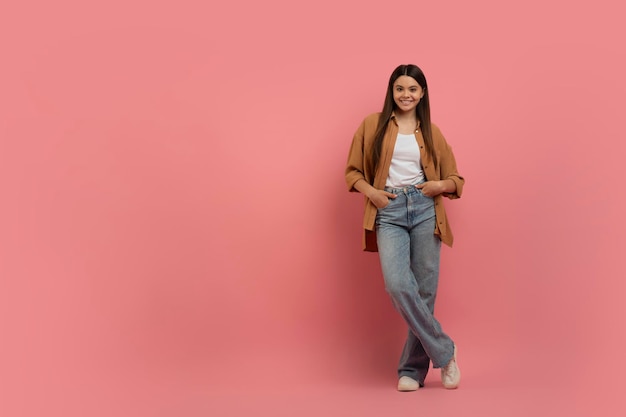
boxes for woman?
[345,64,464,391]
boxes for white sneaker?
[397,376,420,391]
[441,345,460,389]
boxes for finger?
[415,183,425,189]
[384,192,397,198]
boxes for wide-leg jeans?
[376,184,455,386]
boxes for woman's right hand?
[368,189,397,209]
[353,179,397,209]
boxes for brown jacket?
[345,112,465,251]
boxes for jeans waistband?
[384,183,424,194]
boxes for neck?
[394,112,419,132]
[394,110,417,124]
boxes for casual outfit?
[345,112,464,388]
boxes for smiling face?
[392,75,424,115]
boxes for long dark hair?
[371,64,437,176]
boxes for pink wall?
[2,0,625,415]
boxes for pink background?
[1,0,625,416]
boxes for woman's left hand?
[415,181,444,197]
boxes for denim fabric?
[376,184,454,385]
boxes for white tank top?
[385,133,425,187]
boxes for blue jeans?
[376,185,455,385]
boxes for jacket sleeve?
[436,126,464,199]
[345,119,367,192]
